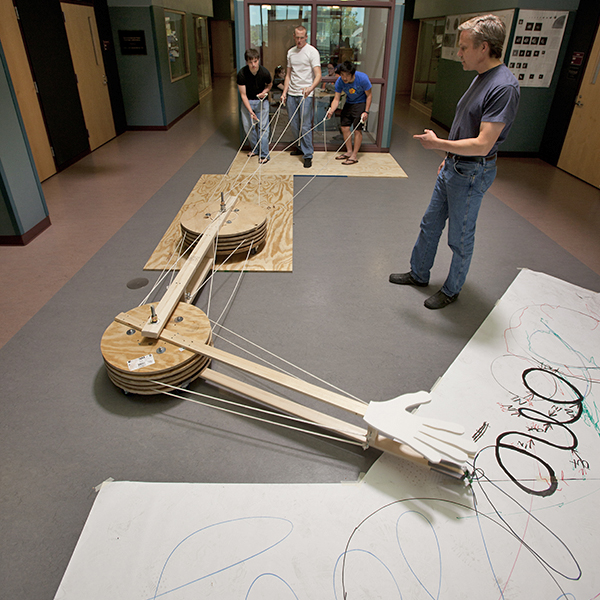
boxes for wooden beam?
[141,194,238,338]
[184,255,214,303]
[202,368,462,474]
[201,368,366,443]
[116,311,367,417]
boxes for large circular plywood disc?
[180,200,268,255]
[101,302,212,395]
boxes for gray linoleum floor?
[2,103,600,599]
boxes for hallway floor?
[0,81,599,352]
[2,75,600,600]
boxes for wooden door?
[0,0,56,181]
[558,23,600,188]
[61,2,115,151]
[210,20,235,76]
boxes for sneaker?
[424,290,459,309]
[290,148,303,156]
[389,272,428,287]
[304,157,312,168]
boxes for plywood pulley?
[101,183,476,477]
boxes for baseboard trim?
[0,216,52,246]
[127,102,200,132]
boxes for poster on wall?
[508,10,569,88]
[442,10,514,62]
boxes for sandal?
[342,158,359,165]
[335,154,350,160]
[248,152,258,158]
[259,157,270,164]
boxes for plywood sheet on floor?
[144,174,293,272]
[228,151,408,178]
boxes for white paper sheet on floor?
[54,269,600,600]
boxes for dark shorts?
[340,102,366,131]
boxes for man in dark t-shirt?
[237,48,272,162]
[390,15,520,309]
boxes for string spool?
[180,200,268,256]
[101,302,212,395]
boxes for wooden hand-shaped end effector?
[363,391,477,467]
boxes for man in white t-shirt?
[281,26,321,168]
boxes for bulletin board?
[441,10,515,62]
[508,10,569,87]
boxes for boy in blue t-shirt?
[326,61,372,165]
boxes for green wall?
[416,1,579,153]
[432,10,575,154]
[414,0,579,19]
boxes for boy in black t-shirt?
[237,49,272,163]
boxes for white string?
[153,381,365,447]
[269,102,283,146]
[208,322,364,403]
[139,234,190,306]
[136,95,368,414]
[323,108,327,153]
[211,242,254,331]
[291,118,365,201]
[205,238,216,321]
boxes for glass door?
[411,18,445,115]
[194,15,212,98]
[245,0,395,151]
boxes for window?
[249,4,312,76]
[411,19,445,113]
[245,0,394,150]
[316,6,388,79]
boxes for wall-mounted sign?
[442,10,515,63]
[118,30,147,55]
[508,11,568,88]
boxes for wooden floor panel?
[144,174,294,272]
[228,151,408,178]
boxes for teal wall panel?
[382,0,406,149]
[0,44,48,238]
[152,6,199,126]
[110,7,165,127]
[110,4,201,127]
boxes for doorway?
[557,21,600,188]
[410,18,445,115]
[246,1,394,151]
[194,15,212,99]
[61,2,115,151]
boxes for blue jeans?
[410,155,497,297]
[241,98,270,159]
[286,95,314,159]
